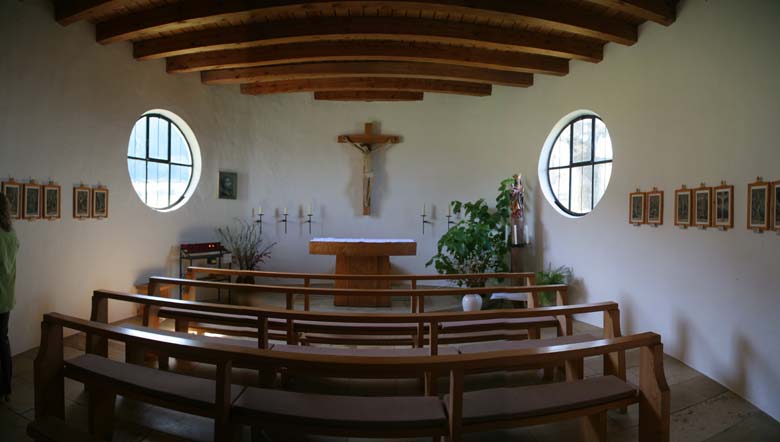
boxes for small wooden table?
[309,238,417,307]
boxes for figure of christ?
[338,122,401,216]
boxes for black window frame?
[547,115,613,217]
[127,113,194,210]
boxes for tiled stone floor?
[2,294,779,441]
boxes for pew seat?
[122,323,260,348]
[64,354,245,413]
[441,316,559,333]
[446,375,636,425]
[272,343,459,356]
[456,333,599,354]
[233,388,447,433]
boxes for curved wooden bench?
[185,266,537,313]
[89,290,626,387]
[35,313,669,442]
[145,276,568,345]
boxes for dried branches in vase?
[216,218,276,282]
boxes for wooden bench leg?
[581,411,607,442]
[88,388,116,440]
[125,343,145,365]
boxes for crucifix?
[338,122,401,216]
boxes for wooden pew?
[184,266,537,313]
[89,290,626,385]
[35,312,670,442]
[145,276,568,346]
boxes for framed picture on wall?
[646,190,664,225]
[43,183,61,220]
[693,186,712,228]
[92,187,109,219]
[772,181,780,232]
[23,182,41,220]
[218,171,238,200]
[1,179,22,219]
[674,187,691,227]
[629,191,646,224]
[747,180,770,231]
[73,185,91,219]
[713,184,733,230]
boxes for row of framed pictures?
[629,179,780,231]
[1,179,109,220]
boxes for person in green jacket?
[0,193,19,401]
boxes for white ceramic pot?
[462,294,483,312]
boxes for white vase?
[462,294,483,312]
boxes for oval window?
[127,110,201,212]
[539,111,613,217]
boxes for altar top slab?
[310,238,417,256]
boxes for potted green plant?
[535,264,573,306]
[426,178,514,311]
[216,219,276,283]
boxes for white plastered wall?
[0,0,777,421]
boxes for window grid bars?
[547,116,613,217]
[131,114,193,209]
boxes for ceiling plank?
[201,62,534,87]
[95,1,637,46]
[582,0,676,26]
[240,78,492,96]
[55,0,129,26]
[167,41,569,75]
[133,17,603,62]
[314,91,425,101]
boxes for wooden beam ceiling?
[314,91,424,101]
[133,17,604,63]
[582,0,676,26]
[240,78,492,96]
[167,41,569,75]
[52,0,677,101]
[91,1,639,46]
[201,62,533,87]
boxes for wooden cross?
[338,122,401,216]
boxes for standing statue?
[510,174,525,245]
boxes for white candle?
[283,207,288,215]
[447,204,451,216]
[513,225,518,244]
[422,204,426,216]
[523,226,529,244]
[258,206,262,215]
[307,203,312,215]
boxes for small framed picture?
[693,186,712,228]
[713,184,733,230]
[92,187,109,219]
[218,171,238,200]
[1,179,22,219]
[646,190,664,225]
[23,182,41,220]
[43,183,61,220]
[747,180,770,231]
[73,186,91,219]
[772,181,780,232]
[629,191,646,224]
[674,188,691,227]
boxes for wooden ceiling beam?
[95,1,637,46]
[240,78,492,97]
[133,17,603,63]
[314,91,425,102]
[167,41,568,76]
[54,0,130,26]
[582,0,676,26]
[201,62,533,88]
